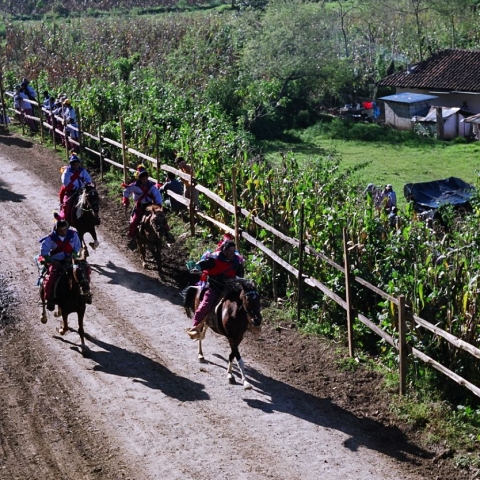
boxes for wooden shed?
[378,92,438,130]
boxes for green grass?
[262,127,480,208]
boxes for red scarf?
[50,230,75,256]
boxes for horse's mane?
[223,278,256,295]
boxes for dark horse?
[182,278,262,389]
[68,183,101,258]
[135,204,169,269]
[39,256,92,355]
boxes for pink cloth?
[192,288,219,327]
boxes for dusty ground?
[0,129,468,479]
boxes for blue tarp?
[404,177,475,212]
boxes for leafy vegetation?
[2,2,480,469]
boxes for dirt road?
[0,133,461,479]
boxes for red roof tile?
[379,49,480,92]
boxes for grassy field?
[263,131,480,207]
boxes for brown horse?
[69,183,101,258]
[39,256,92,355]
[182,278,262,389]
[135,205,169,269]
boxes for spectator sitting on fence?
[175,156,199,208]
[21,78,37,103]
[160,171,186,213]
[13,84,36,133]
[43,90,51,109]
[66,118,79,141]
[62,98,76,123]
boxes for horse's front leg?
[197,324,208,362]
[236,356,252,390]
[39,285,47,324]
[228,342,252,390]
[139,243,147,269]
[197,338,204,362]
[88,227,100,251]
[77,309,88,356]
[57,310,69,336]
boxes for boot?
[127,236,137,251]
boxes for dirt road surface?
[0,132,464,479]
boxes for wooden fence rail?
[2,89,478,399]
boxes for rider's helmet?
[63,98,71,105]
[69,154,80,164]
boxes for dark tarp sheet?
[404,177,475,211]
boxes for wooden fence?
[2,87,479,399]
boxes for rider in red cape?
[39,220,81,311]
[187,239,245,338]
[122,164,173,250]
[58,153,92,223]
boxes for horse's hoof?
[58,327,68,336]
[142,262,147,269]
[40,316,47,324]
[243,381,253,390]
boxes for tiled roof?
[379,49,480,92]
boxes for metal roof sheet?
[378,92,438,104]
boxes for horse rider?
[122,164,174,250]
[39,220,81,311]
[58,153,92,223]
[187,239,245,338]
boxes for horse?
[135,204,169,269]
[39,256,92,355]
[69,183,101,258]
[182,278,262,389]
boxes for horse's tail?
[181,286,198,318]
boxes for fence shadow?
[214,355,432,465]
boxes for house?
[379,49,480,113]
[415,106,472,139]
[378,92,438,130]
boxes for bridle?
[241,289,262,327]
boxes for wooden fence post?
[232,168,241,247]
[343,228,355,358]
[398,294,407,395]
[77,106,83,157]
[268,176,278,301]
[36,80,44,143]
[98,127,104,182]
[156,129,160,184]
[297,203,305,325]
[120,116,128,184]
[64,110,69,161]
[0,72,7,129]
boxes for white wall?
[397,88,480,113]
